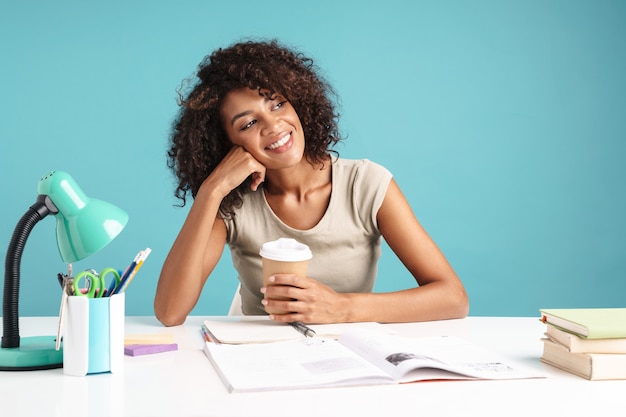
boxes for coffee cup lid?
[259,238,312,262]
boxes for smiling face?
[220,87,306,170]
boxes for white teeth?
[268,134,290,150]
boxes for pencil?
[112,250,143,295]
[117,248,151,294]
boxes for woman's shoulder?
[333,157,392,179]
[331,157,392,230]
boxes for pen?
[112,250,143,295]
[200,325,212,343]
[118,248,151,293]
[112,248,151,295]
[201,324,221,344]
[290,321,316,338]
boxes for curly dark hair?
[167,39,343,217]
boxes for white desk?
[1,316,624,416]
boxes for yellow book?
[539,308,626,339]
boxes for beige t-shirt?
[224,158,393,315]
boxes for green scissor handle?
[100,267,121,296]
[73,268,120,298]
[73,271,101,298]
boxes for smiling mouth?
[266,133,291,150]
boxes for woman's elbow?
[451,285,470,319]
[154,303,187,327]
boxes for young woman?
[154,39,468,326]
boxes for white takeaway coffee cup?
[259,238,312,314]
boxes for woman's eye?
[241,120,256,131]
[272,101,287,111]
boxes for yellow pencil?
[120,248,151,293]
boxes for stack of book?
[539,308,626,380]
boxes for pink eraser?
[124,343,178,356]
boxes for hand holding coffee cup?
[259,238,313,315]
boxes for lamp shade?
[37,171,129,263]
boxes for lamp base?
[0,336,63,371]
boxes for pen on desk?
[201,324,221,344]
[200,326,211,343]
[290,321,316,338]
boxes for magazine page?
[204,337,395,392]
[339,329,544,382]
[203,317,391,344]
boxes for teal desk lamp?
[1,170,128,371]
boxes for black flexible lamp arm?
[2,195,58,349]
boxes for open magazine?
[202,317,392,344]
[203,328,544,392]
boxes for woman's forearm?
[340,281,469,324]
[154,187,226,326]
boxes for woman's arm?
[264,179,469,323]
[155,146,266,326]
[358,178,469,322]
[154,189,226,326]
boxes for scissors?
[72,268,120,298]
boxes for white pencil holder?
[63,293,125,376]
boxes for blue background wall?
[1,1,625,319]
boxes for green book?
[540,308,626,339]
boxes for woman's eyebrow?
[229,95,277,126]
[230,110,251,126]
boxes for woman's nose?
[259,114,280,135]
